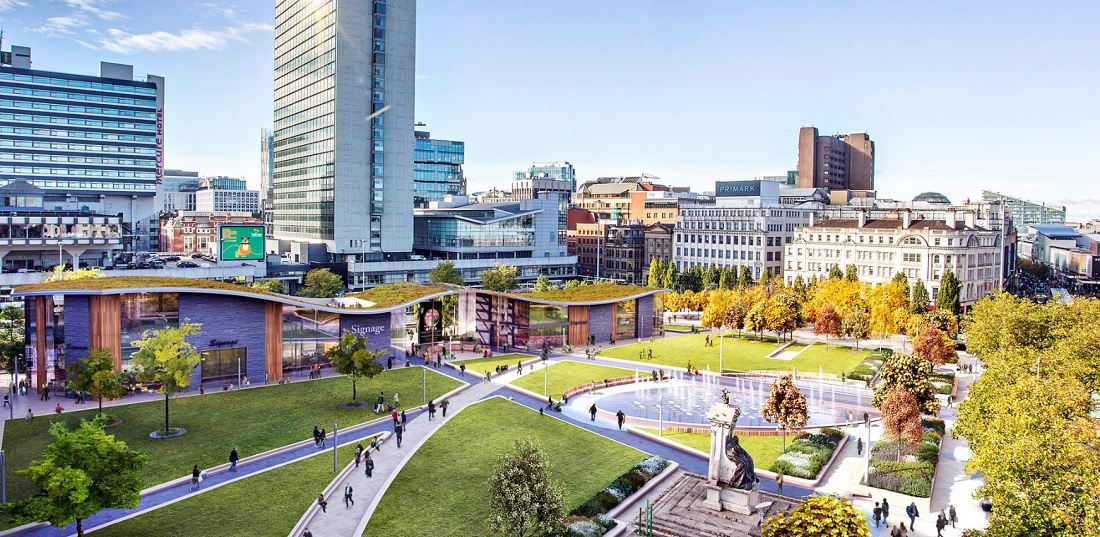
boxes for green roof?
[349,283,450,308]
[523,284,655,303]
[16,276,275,296]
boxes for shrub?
[620,470,648,491]
[931,380,952,394]
[820,427,845,441]
[637,456,668,476]
[921,418,946,436]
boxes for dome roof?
[913,192,951,204]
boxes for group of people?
[312,426,328,448]
[308,363,324,380]
[873,499,957,536]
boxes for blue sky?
[2,1,1098,218]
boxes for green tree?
[744,301,767,340]
[428,260,464,286]
[871,353,940,415]
[647,258,661,288]
[910,279,930,314]
[487,437,567,537]
[665,262,679,290]
[327,331,386,404]
[65,349,126,415]
[841,309,870,350]
[5,415,146,537]
[718,266,734,289]
[532,274,553,293]
[480,263,519,292]
[299,268,345,298]
[564,279,581,289]
[879,385,924,461]
[44,266,101,283]
[251,279,287,294]
[761,374,809,450]
[814,304,842,350]
[761,269,774,286]
[131,321,202,435]
[936,270,961,317]
[761,494,871,537]
[844,264,859,282]
[738,266,754,288]
[0,306,25,376]
[828,265,844,280]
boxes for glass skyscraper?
[413,130,464,207]
[272,0,415,261]
[515,161,576,192]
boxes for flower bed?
[567,456,669,536]
[930,370,955,395]
[768,427,843,479]
[865,418,944,497]
[846,349,890,382]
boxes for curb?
[286,432,392,537]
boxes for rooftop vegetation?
[16,276,274,296]
[523,283,654,303]
[349,282,449,308]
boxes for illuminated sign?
[155,108,164,185]
[715,181,761,197]
[219,225,265,261]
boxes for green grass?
[365,397,645,537]
[0,368,461,504]
[350,283,448,308]
[637,428,785,469]
[599,334,869,374]
[453,353,536,376]
[523,283,653,302]
[509,361,638,399]
[91,443,361,537]
[17,276,278,296]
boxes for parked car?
[190,252,204,259]
[137,261,153,269]
[150,261,165,269]
[177,261,199,268]
[163,255,181,262]
[200,263,212,268]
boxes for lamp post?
[332,423,338,472]
[237,357,241,390]
[863,412,871,484]
[719,324,724,373]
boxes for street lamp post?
[863,412,871,484]
[332,423,338,472]
[237,357,241,390]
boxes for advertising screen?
[219,225,265,261]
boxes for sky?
[1,1,1098,218]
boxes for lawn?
[637,428,784,469]
[0,367,461,504]
[453,353,538,377]
[599,334,869,375]
[364,397,645,537]
[510,361,637,400]
[90,443,361,537]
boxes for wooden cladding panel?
[265,301,283,382]
[88,295,122,371]
[567,305,589,346]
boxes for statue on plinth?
[723,406,757,490]
[704,398,762,514]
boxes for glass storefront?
[529,304,567,348]
[281,304,340,378]
[121,293,179,371]
[615,299,636,340]
[24,296,65,387]
[200,347,246,382]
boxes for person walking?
[229,447,239,472]
[882,498,890,521]
[343,483,354,508]
[440,398,449,417]
[460,363,466,375]
[547,395,554,409]
[776,471,784,495]
[316,493,327,513]
[428,400,436,420]
[589,403,598,421]
[320,429,327,448]
[313,426,321,447]
[354,449,362,470]
[400,410,408,430]
[364,453,375,477]
[906,502,919,530]
[302,528,313,537]
[949,504,957,528]
[393,392,399,407]
[395,423,403,448]
[846,410,853,426]
[857,437,864,456]
[392,409,399,427]
[873,502,882,528]
[935,511,946,537]
[616,410,626,430]
[189,465,201,492]
[375,391,385,413]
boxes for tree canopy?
[65,349,126,414]
[487,437,567,537]
[251,279,287,294]
[841,309,870,350]
[814,305,842,349]
[761,374,809,450]
[131,321,202,434]
[428,260,464,286]
[935,269,961,318]
[327,331,386,404]
[870,353,940,415]
[480,264,519,293]
[0,306,25,374]
[761,494,871,537]
[299,268,345,298]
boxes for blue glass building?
[413,130,465,207]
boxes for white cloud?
[95,22,273,54]
[29,15,88,37]
[0,0,27,11]
[64,0,126,21]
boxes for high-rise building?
[413,130,464,207]
[0,44,165,254]
[796,127,874,191]
[981,190,1066,230]
[516,161,576,192]
[272,0,415,262]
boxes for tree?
[701,289,733,330]
[841,309,870,350]
[65,349,126,415]
[725,300,747,338]
[910,279,930,314]
[428,260,464,285]
[936,270,961,318]
[922,309,959,337]
[828,265,844,280]
[532,274,553,293]
[844,264,859,282]
[871,353,940,415]
[738,266,753,288]
[647,259,661,288]
[44,266,101,283]
[487,437,567,537]
[761,494,871,537]
[299,268,345,298]
[912,326,950,367]
[878,385,924,461]
[6,415,146,537]
[480,263,519,292]
[765,298,798,342]
[564,279,581,289]
[0,306,25,376]
[131,321,202,435]
[744,302,767,340]
[761,374,808,450]
[251,279,287,294]
[327,331,386,404]
[814,305,842,350]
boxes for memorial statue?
[723,406,757,490]
[720,387,730,405]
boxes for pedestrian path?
[293,379,500,537]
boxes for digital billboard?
[219,225,265,261]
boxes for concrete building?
[981,190,1066,230]
[674,181,816,280]
[259,128,275,237]
[272,0,415,262]
[573,174,670,221]
[603,221,646,284]
[160,169,200,212]
[0,44,165,254]
[413,130,464,207]
[515,161,576,192]
[574,222,609,279]
[642,223,674,283]
[196,189,260,213]
[784,208,1004,306]
[797,127,875,190]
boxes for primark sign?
[714,180,762,197]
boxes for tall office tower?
[259,128,275,236]
[0,45,165,253]
[413,130,464,207]
[272,0,415,263]
[796,127,875,191]
[516,161,576,192]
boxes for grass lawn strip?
[364,397,645,537]
[510,360,637,400]
[636,428,784,469]
[0,367,461,504]
[523,283,651,302]
[600,334,869,375]
[452,353,537,377]
[89,444,359,537]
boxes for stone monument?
[703,399,763,515]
